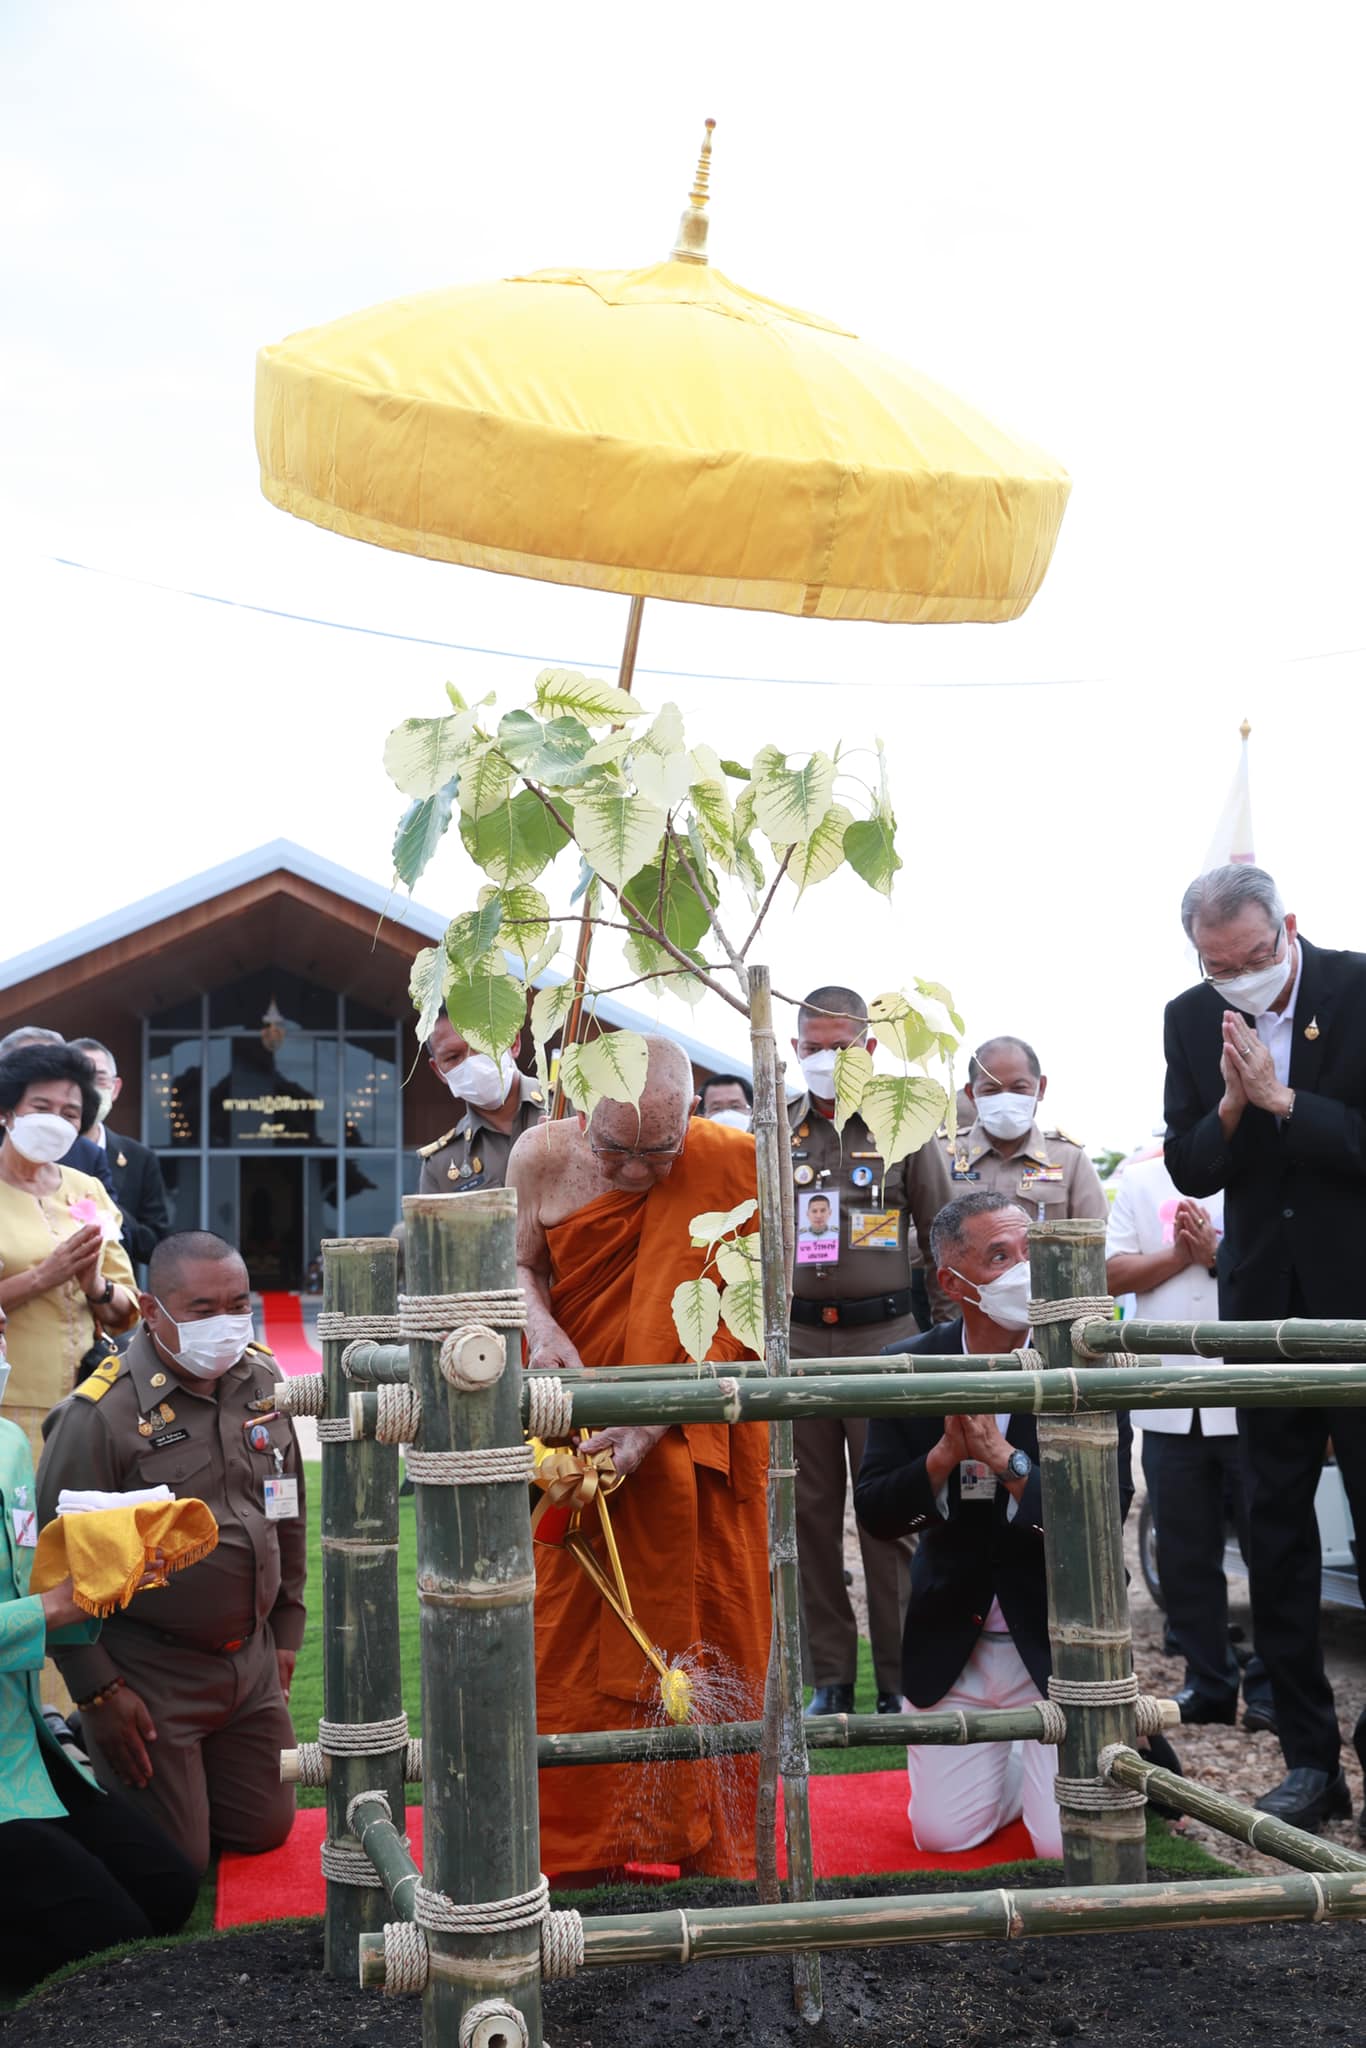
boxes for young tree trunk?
[748,965,821,2024]
[320,1236,405,1980]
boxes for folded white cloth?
[55,1485,174,1516]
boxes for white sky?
[4,1,1364,1153]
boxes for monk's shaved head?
[585,1035,698,1184]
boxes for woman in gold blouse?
[0,1043,138,1463]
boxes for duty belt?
[115,1615,258,1655]
[791,1286,914,1329]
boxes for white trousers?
[906,1632,1063,1860]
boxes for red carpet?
[258,1292,321,1377]
[216,1777,1035,1928]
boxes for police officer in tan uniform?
[947,1036,1108,1224]
[417,1016,545,1195]
[37,1230,304,1875]
[789,986,954,1717]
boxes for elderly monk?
[508,1035,771,1881]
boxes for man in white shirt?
[1107,1152,1272,1731]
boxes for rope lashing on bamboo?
[399,1289,528,1392]
[1027,1293,1143,1367]
[346,1787,392,1831]
[461,1999,529,2048]
[317,1311,401,1343]
[380,1919,430,1994]
[319,1711,410,1755]
[413,1873,550,1934]
[375,1382,423,1443]
[320,1837,385,1885]
[275,1373,325,1416]
[526,1374,575,1439]
[1048,1675,1139,1707]
[541,1908,586,1979]
[405,1738,422,1781]
[1053,1772,1147,1812]
[1134,1695,1176,1735]
[289,1736,424,1785]
[405,1446,536,1486]
[291,1742,327,1786]
[1034,1700,1068,1744]
[316,1416,357,1442]
[1010,1348,1046,1372]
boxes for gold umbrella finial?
[1240,718,1251,740]
[671,118,717,265]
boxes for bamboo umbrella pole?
[1030,1219,1144,1888]
[319,1236,405,1980]
[1102,1746,1366,1875]
[349,1790,423,1916]
[369,1870,1366,1985]
[549,592,646,1121]
[1079,1316,1366,1362]
[405,1189,543,2048]
[748,964,821,2024]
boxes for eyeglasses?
[1198,924,1285,981]
[590,1138,685,1164]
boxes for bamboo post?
[1103,1746,1366,1875]
[319,1236,405,1979]
[748,963,821,2024]
[1078,1316,1366,1362]
[405,1189,542,2048]
[1029,1218,1145,1887]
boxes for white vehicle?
[1139,1457,1360,1611]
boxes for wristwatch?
[90,1277,115,1307]
[1005,1448,1032,1482]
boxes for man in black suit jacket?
[857,1192,1115,1859]
[71,1039,171,1267]
[1165,862,1366,1831]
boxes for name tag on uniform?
[1020,1164,1064,1184]
[264,1475,299,1521]
[11,1507,38,1548]
[849,1208,900,1252]
[959,1460,998,1502]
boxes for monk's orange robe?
[535,1118,772,1879]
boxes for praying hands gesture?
[1219,1010,1294,1133]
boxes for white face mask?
[95,1086,116,1124]
[1207,931,1292,1016]
[6,1112,77,1164]
[444,1049,517,1113]
[708,1108,752,1132]
[799,1047,846,1098]
[951,1258,1033,1333]
[154,1302,256,1381]
[0,1352,9,1406]
[974,1091,1038,1141]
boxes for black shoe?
[1137,1733,1184,1776]
[1174,1686,1238,1726]
[805,1685,855,1717]
[1242,1698,1278,1735]
[876,1692,905,1715]
[1254,1768,1352,1831]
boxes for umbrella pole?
[549,594,647,1119]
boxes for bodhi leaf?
[384,710,481,798]
[716,1233,762,1286]
[687,744,736,870]
[393,779,457,889]
[521,924,563,986]
[444,894,505,976]
[719,1273,764,1354]
[844,815,902,898]
[688,1198,760,1250]
[574,790,667,891]
[460,791,571,888]
[533,668,645,725]
[529,981,579,1093]
[832,1045,875,1134]
[672,1276,722,1366]
[487,884,550,973]
[859,1075,949,1168]
[868,992,941,1067]
[624,930,707,1004]
[790,803,854,898]
[457,742,517,819]
[915,976,966,1037]
[497,710,600,789]
[752,747,836,846]
[623,844,715,954]
[444,968,526,1059]
[409,946,447,1044]
[629,702,694,810]
[558,1029,650,1118]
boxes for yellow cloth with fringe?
[32,1500,219,1618]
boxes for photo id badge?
[11,1506,38,1547]
[958,1460,998,1502]
[849,1208,900,1252]
[264,1475,299,1521]
[796,1188,840,1266]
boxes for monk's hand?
[579,1425,668,1478]
[528,1322,586,1374]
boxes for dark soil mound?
[7,1873,1361,2048]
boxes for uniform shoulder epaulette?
[72,1353,125,1403]
[418,1126,458,1159]
[248,1339,275,1357]
[1046,1127,1085,1148]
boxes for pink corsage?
[69,1196,120,1242]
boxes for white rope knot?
[405,1445,536,1487]
[317,1311,401,1343]
[316,1416,357,1442]
[1053,1772,1147,1813]
[275,1373,326,1416]
[461,1998,529,2048]
[414,1874,550,1934]
[320,1837,384,1886]
[1048,1675,1139,1707]
[399,1290,528,1336]
[1010,1347,1046,1372]
[541,1908,585,1980]
[291,1741,327,1786]
[1135,1694,1177,1736]
[347,1788,393,1832]
[526,1375,575,1439]
[381,1919,429,1995]
[440,1323,508,1392]
[375,1382,423,1443]
[319,1712,410,1756]
[404,1737,423,1781]
[1027,1294,1115,1330]
[1035,1699,1068,1744]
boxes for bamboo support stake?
[349,1791,423,1915]
[1079,1316,1366,1362]
[1030,1219,1144,1887]
[405,1189,543,2048]
[748,964,821,2024]
[319,1237,405,1980]
[1104,1746,1366,1874]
